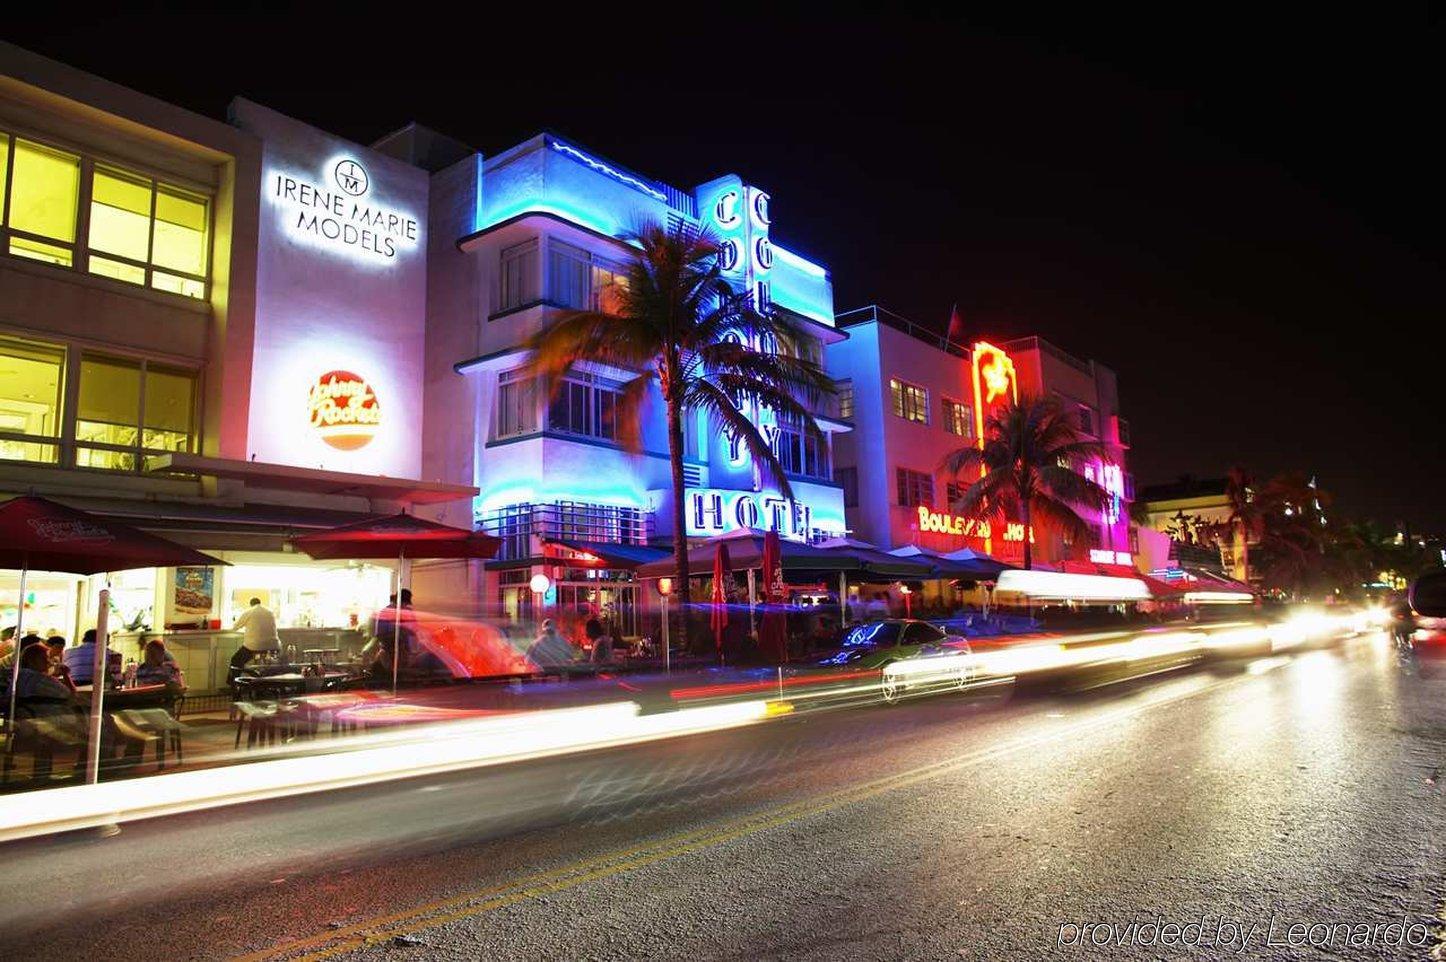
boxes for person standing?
[230,597,280,681]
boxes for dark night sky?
[8,7,1441,528]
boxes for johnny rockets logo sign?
[308,371,381,450]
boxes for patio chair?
[232,701,278,749]
[116,708,186,770]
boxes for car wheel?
[880,665,903,705]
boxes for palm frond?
[940,444,987,479]
[1027,491,1098,546]
[612,373,655,455]
[686,379,797,502]
[521,311,659,401]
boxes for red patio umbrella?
[290,513,500,692]
[1,495,223,783]
[759,528,788,665]
[710,542,731,662]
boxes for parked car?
[1397,569,1446,676]
[819,619,974,704]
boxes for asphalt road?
[3,632,1444,961]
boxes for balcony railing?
[836,305,969,358]
[478,501,653,561]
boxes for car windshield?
[842,622,901,648]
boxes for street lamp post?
[658,578,673,674]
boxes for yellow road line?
[241,672,1258,961]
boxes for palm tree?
[941,395,1113,570]
[521,222,834,652]
[1222,466,1256,582]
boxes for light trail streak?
[0,700,770,843]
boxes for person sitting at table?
[43,637,75,692]
[136,639,186,691]
[63,629,122,687]
[3,642,74,704]
[230,597,280,682]
[590,624,615,665]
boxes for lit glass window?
[889,378,929,424]
[151,186,208,277]
[89,166,153,262]
[8,139,80,244]
[1,129,211,297]
[943,398,974,438]
[5,138,81,266]
[86,167,209,297]
[0,334,65,464]
[142,366,195,453]
[76,357,142,470]
[75,356,195,471]
[548,241,630,312]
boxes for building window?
[498,239,539,311]
[775,422,830,480]
[942,398,974,438]
[547,372,622,441]
[776,330,823,368]
[944,480,968,508]
[889,377,929,424]
[0,333,65,464]
[1076,405,1097,437]
[548,240,629,312]
[74,355,195,471]
[1122,472,1136,501]
[88,166,209,298]
[682,406,700,460]
[495,368,538,439]
[896,467,934,508]
[2,136,81,267]
[835,465,859,508]
[0,130,211,299]
[835,379,853,421]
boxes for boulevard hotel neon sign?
[917,506,1033,543]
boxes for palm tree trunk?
[666,396,690,656]
[1021,499,1033,570]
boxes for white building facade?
[417,135,850,628]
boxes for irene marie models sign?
[267,157,419,261]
